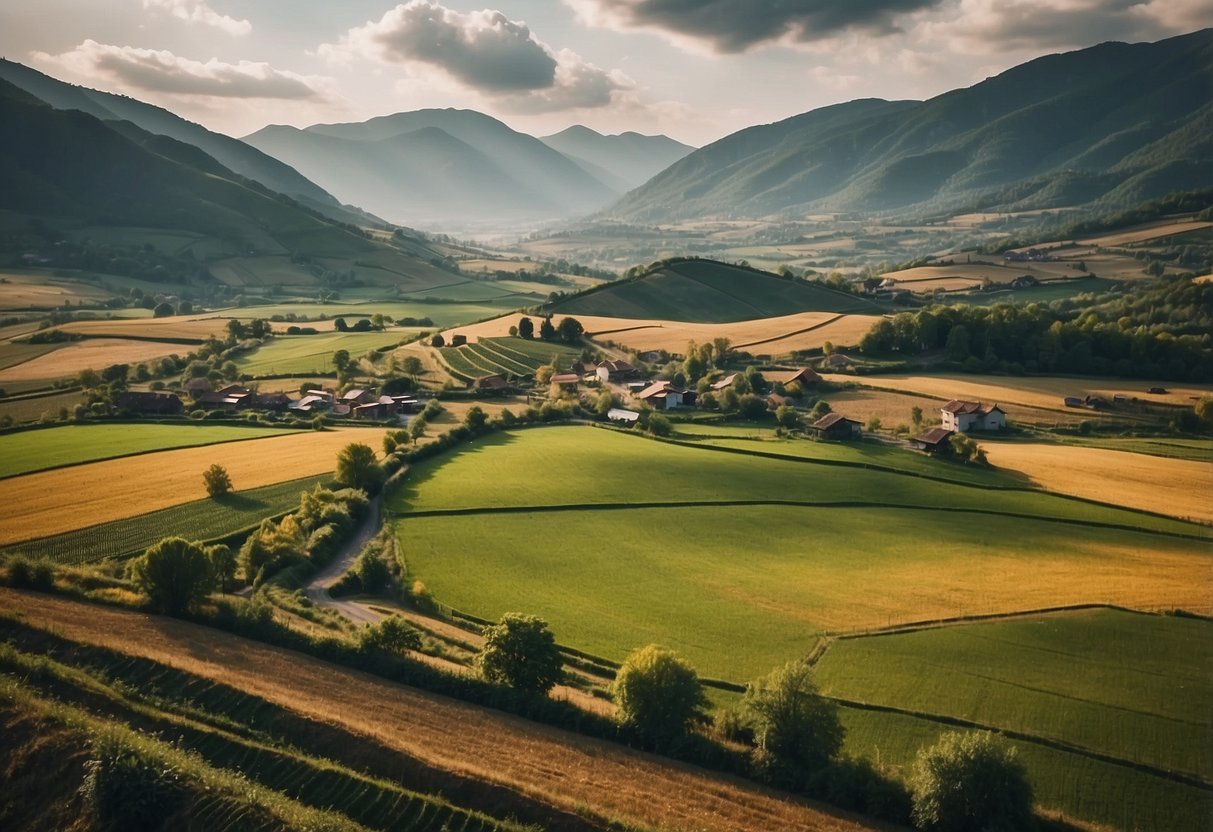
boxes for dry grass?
[847,374,1213,411]
[981,441,1213,523]
[1,589,883,832]
[0,272,115,309]
[57,315,231,341]
[0,427,389,545]
[826,388,1098,429]
[1078,220,1213,248]
[0,338,194,383]
[440,311,883,354]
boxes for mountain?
[609,29,1213,222]
[242,109,621,228]
[0,59,371,225]
[540,126,695,191]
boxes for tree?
[358,616,422,655]
[539,315,557,341]
[463,405,489,433]
[743,661,843,775]
[612,644,707,744]
[430,333,445,347]
[911,406,924,431]
[517,316,534,339]
[476,613,564,694]
[206,544,236,594]
[202,464,232,498]
[127,537,214,614]
[910,732,1034,832]
[333,317,349,332]
[738,393,768,420]
[648,413,673,436]
[949,433,987,465]
[556,317,584,343]
[400,355,423,380]
[775,405,801,429]
[335,442,385,494]
[332,349,351,374]
[152,301,175,318]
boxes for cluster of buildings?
[911,400,1006,453]
[115,384,422,420]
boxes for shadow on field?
[388,431,519,512]
[213,492,272,511]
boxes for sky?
[1,0,1208,146]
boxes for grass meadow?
[391,428,1211,681]
[818,609,1213,831]
[234,331,405,376]
[0,423,302,478]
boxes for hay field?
[57,314,230,341]
[981,441,1213,523]
[3,590,880,832]
[235,332,403,376]
[823,388,1095,429]
[442,311,883,354]
[0,427,388,545]
[1079,220,1213,247]
[848,373,1213,411]
[0,272,116,309]
[0,338,192,383]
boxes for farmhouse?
[711,373,740,391]
[636,380,689,410]
[354,395,401,420]
[114,391,184,415]
[821,353,854,371]
[809,413,862,440]
[940,400,1006,432]
[289,394,331,413]
[550,373,580,388]
[912,427,955,454]
[766,367,822,387]
[249,392,291,411]
[341,388,377,405]
[597,359,641,383]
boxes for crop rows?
[486,337,582,367]
[1,474,328,563]
[464,341,534,375]
[439,347,499,380]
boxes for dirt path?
[0,589,887,832]
[305,495,385,625]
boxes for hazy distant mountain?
[610,29,1213,222]
[0,59,369,223]
[540,126,695,190]
[244,109,620,227]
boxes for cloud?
[34,40,330,100]
[565,0,942,53]
[142,0,251,36]
[913,0,1213,54]
[321,1,629,110]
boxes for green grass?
[2,474,328,563]
[953,276,1120,306]
[0,423,302,478]
[1058,435,1213,462]
[233,300,526,329]
[440,337,584,380]
[482,337,583,368]
[548,259,889,322]
[819,609,1213,831]
[234,332,404,376]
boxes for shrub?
[612,644,707,745]
[910,731,1034,832]
[743,661,843,778]
[358,615,422,655]
[476,613,564,695]
[4,556,55,591]
[202,463,232,498]
[127,537,214,615]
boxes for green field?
[234,331,405,376]
[1,474,328,563]
[951,276,1121,306]
[818,610,1213,831]
[1060,435,1213,462]
[439,337,585,381]
[0,423,302,478]
[548,259,889,322]
[231,299,528,330]
[390,428,1210,681]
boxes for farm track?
[0,589,885,832]
[395,500,1209,542]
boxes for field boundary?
[734,314,846,349]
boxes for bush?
[476,613,564,695]
[910,731,1034,832]
[358,615,422,655]
[743,661,843,778]
[4,556,55,591]
[612,644,707,745]
[127,537,214,615]
[202,463,232,498]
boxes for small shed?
[809,413,862,440]
[912,427,955,454]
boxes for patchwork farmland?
[432,337,584,382]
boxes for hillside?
[0,59,368,223]
[244,109,620,227]
[610,29,1213,222]
[546,258,890,322]
[540,126,695,190]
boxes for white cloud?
[320,1,630,111]
[142,0,251,36]
[34,40,331,100]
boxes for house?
[766,368,822,388]
[607,407,640,425]
[766,393,789,410]
[821,353,854,371]
[940,400,1006,432]
[249,392,291,411]
[392,395,422,414]
[809,413,862,440]
[289,394,331,413]
[636,380,687,410]
[341,388,377,405]
[474,374,511,391]
[114,391,184,415]
[710,373,740,391]
[912,427,955,454]
[596,359,641,383]
[302,389,334,403]
[354,396,400,420]
[550,373,580,387]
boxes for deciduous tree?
[476,613,564,694]
[910,732,1034,832]
[612,644,707,744]
[127,537,214,614]
[202,464,232,498]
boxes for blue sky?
[2,0,1206,144]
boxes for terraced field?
[434,337,584,382]
[0,427,389,545]
[816,609,1213,831]
[390,427,1211,681]
[0,423,302,478]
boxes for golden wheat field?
[441,311,883,354]
[847,374,1213,411]
[57,314,231,340]
[0,338,194,383]
[1077,220,1213,248]
[980,441,1213,523]
[0,427,389,545]
[0,272,115,309]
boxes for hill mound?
[546,258,889,322]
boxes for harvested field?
[823,388,1096,429]
[0,338,191,383]
[0,590,882,832]
[442,311,884,354]
[981,441,1213,523]
[57,314,230,341]
[1078,220,1213,248]
[846,374,1213,412]
[0,272,116,308]
[0,427,389,545]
